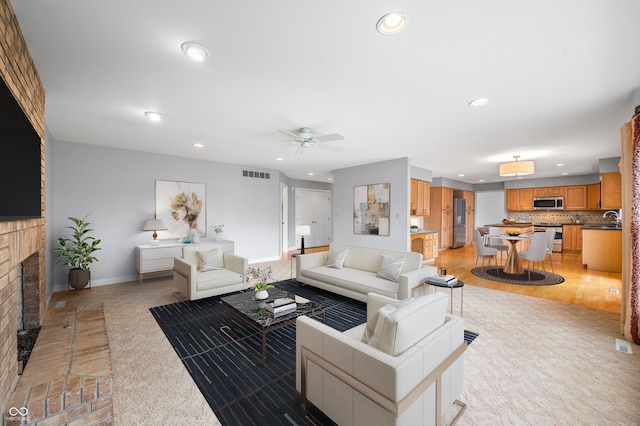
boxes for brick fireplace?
[0,0,47,414]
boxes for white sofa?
[296,243,438,301]
[296,292,466,426]
[173,243,248,301]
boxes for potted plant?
[410,225,419,233]
[211,224,224,241]
[55,215,101,289]
[245,266,275,300]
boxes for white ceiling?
[12,0,640,184]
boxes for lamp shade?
[142,219,167,231]
[295,225,311,236]
[499,156,535,177]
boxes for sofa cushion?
[366,292,449,356]
[301,266,398,299]
[375,254,405,282]
[361,297,413,344]
[326,249,348,269]
[197,248,222,271]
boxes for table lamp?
[295,225,311,254]
[143,219,167,245]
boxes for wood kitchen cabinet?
[564,186,587,210]
[423,186,453,250]
[582,229,622,272]
[410,233,439,261]
[600,172,621,209]
[506,188,534,211]
[587,183,602,209]
[462,190,475,244]
[533,186,565,198]
[410,178,430,216]
[562,225,582,253]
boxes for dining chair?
[544,228,555,273]
[487,226,509,262]
[474,229,498,270]
[519,232,548,281]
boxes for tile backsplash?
[507,210,617,225]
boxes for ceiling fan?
[278,127,344,155]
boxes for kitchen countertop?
[410,230,438,235]
[485,223,533,228]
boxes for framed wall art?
[353,183,390,236]
[155,180,206,239]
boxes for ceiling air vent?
[242,170,270,180]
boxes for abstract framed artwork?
[155,180,206,239]
[353,183,390,236]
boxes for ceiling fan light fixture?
[499,155,535,177]
[377,12,406,35]
[181,42,210,62]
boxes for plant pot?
[255,289,269,300]
[68,268,91,289]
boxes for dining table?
[491,233,532,275]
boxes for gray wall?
[332,158,411,251]
[49,140,284,291]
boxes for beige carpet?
[84,258,639,425]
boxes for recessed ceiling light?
[308,172,314,176]
[478,179,485,182]
[556,163,565,167]
[458,174,465,177]
[144,111,164,122]
[376,12,406,34]
[561,172,569,175]
[275,157,284,161]
[327,177,333,181]
[181,42,211,62]
[192,143,204,148]
[468,98,489,107]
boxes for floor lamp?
[296,225,311,254]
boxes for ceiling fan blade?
[313,133,344,143]
[279,129,302,141]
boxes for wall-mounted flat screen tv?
[0,77,42,220]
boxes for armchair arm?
[223,253,248,279]
[397,265,438,299]
[173,257,196,300]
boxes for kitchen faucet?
[603,210,621,225]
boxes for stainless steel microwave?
[533,197,563,210]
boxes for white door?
[295,189,331,248]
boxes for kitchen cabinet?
[582,229,622,272]
[410,178,431,216]
[562,225,582,253]
[462,190,475,244]
[533,186,565,198]
[410,232,438,261]
[600,172,621,209]
[587,183,601,209]
[423,186,453,249]
[564,186,587,210]
[506,188,534,211]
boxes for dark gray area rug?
[471,266,565,285]
[150,280,478,425]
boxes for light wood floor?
[431,245,622,313]
[295,244,623,313]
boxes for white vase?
[255,289,269,300]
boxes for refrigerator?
[452,198,466,248]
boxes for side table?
[427,278,464,316]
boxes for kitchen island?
[410,230,439,262]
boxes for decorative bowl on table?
[505,230,521,236]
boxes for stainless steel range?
[534,223,563,252]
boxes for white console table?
[136,240,234,283]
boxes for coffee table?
[220,288,325,366]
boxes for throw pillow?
[196,248,222,271]
[361,297,413,344]
[375,254,405,282]
[326,249,348,269]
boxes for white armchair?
[173,243,248,301]
[296,292,466,426]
